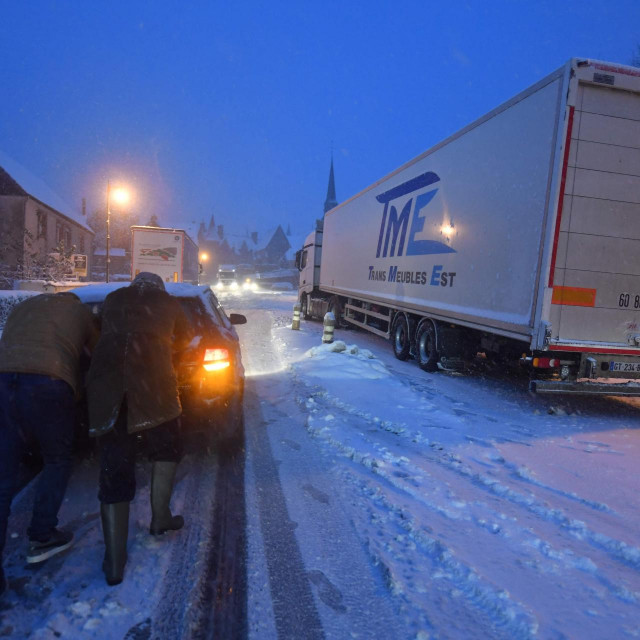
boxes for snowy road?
[2,289,640,639]
[229,290,640,640]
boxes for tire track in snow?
[296,397,539,638]
[296,382,640,613]
[292,365,640,579]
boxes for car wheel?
[391,314,411,360]
[216,395,245,455]
[416,321,439,372]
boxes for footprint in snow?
[307,570,347,613]
[282,439,301,451]
[303,484,330,505]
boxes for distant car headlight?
[242,278,257,291]
[215,281,225,289]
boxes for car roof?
[71,282,217,304]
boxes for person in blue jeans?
[0,292,99,599]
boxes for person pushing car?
[0,292,99,598]
[87,272,191,586]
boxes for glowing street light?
[105,181,131,283]
[200,252,209,262]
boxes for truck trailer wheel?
[391,314,411,360]
[416,321,439,372]
[328,296,344,328]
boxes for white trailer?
[131,226,199,284]
[296,58,640,395]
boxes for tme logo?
[375,171,455,258]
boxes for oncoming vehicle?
[236,264,259,291]
[215,265,239,290]
[73,282,246,448]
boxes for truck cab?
[216,264,239,290]
[295,229,322,296]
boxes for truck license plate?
[609,361,640,373]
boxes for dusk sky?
[1,1,639,239]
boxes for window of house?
[56,221,62,245]
[36,209,48,239]
[79,234,85,253]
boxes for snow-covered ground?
[2,288,640,639]
[222,289,640,639]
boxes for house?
[252,225,291,265]
[0,151,94,285]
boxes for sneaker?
[27,529,74,564]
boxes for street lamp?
[199,252,209,280]
[105,182,130,283]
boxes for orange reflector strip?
[551,286,596,307]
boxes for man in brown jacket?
[0,292,99,598]
[87,272,191,586]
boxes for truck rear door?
[550,66,640,353]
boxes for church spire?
[323,154,338,214]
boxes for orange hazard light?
[551,286,596,307]
[203,348,230,371]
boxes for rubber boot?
[100,502,129,586]
[149,462,184,536]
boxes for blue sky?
[0,1,639,238]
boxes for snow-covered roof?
[0,149,93,232]
[185,222,202,245]
[71,281,213,303]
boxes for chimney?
[81,198,86,216]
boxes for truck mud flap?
[530,379,640,396]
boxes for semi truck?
[296,58,640,396]
[131,226,199,284]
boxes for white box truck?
[131,226,199,284]
[296,58,640,396]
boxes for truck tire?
[300,294,311,319]
[391,314,411,360]
[328,296,344,328]
[416,320,439,372]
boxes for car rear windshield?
[177,297,218,334]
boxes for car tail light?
[532,357,559,368]
[203,348,230,372]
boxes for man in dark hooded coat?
[87,272,191,585]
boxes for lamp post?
[199,251,209,281]
[105,182,130,283]
[106,181,112,283]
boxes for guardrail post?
[322,312,335,344]
[292,303,301,330]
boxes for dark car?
[73,282,246,448]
